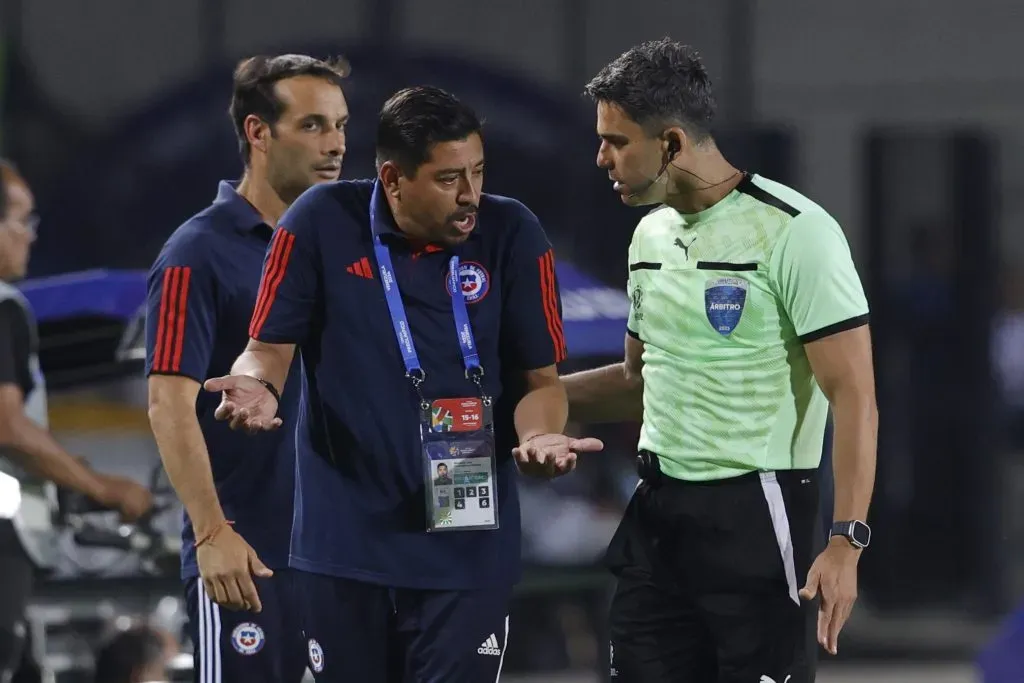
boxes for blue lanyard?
[370,183,483,394]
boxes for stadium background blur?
[2,1,1023,681]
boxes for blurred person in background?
[204,85,600,682]
[93,625,176,683]
[562,39,877,683]
[0,160,153,683]
[144,55,348,683]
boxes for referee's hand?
[799,537,861,655]
[513,433,604,478]
[204,375,283,433]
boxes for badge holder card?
[421,395,499,532]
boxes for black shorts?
[184,570,307,683]
[292,571,511,683]
[605,466,823,683]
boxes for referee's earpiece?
[666,136,681,162]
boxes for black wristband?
[252,377,281,406]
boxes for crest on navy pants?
[704,277,748,336]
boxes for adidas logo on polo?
[477,634,502,656]
[346,257,374,279]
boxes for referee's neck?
[662,153,742,216]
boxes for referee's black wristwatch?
[830,520,871,549]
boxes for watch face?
[832,521,871,548]
[851,521,871,547]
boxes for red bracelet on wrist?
[194,520,234,548]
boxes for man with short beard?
[144,54,348,683]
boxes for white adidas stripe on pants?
[495,615,509,682]
[197,582,223,683]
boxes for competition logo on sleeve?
[704,277,748,336]
[230,623,265,655]
[630,285,644,321]
[446,261,490,303]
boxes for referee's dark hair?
[92,625,167,683]
[584,38,717,144]
[375,86,484,177]
[229,53,350,165]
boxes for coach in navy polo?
[146,54,349,683]
[205,86,602,682]
[148,180,302,572]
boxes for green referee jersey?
[626,173,869,482]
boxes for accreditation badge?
[421,397,498,532]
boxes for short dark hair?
[93,626,166,683]
[375,86,483,176]
[229,53,350,164]
[584,38,716,142]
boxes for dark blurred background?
[3,0,1022,681]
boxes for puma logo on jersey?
[674,236,697,259]
[760,676,791,683]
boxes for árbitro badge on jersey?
[704,277,748,335]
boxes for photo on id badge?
[423,397,498,532]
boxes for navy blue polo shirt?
[249,179,567,590]
[144,181,301,579]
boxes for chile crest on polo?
[704,276,748,336]
[447,261,490,303]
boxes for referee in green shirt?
[564,39,878,683]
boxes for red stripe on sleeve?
[538,250,567,362]
[153,266,192,372]
[546,251,567,361]
[159,267,181,371]
[171,267,191,372]
[249,229,296,338]
[250,230,287,335]
[537,254,557,356]
[250,230,290,337]
[152,268,174,371]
